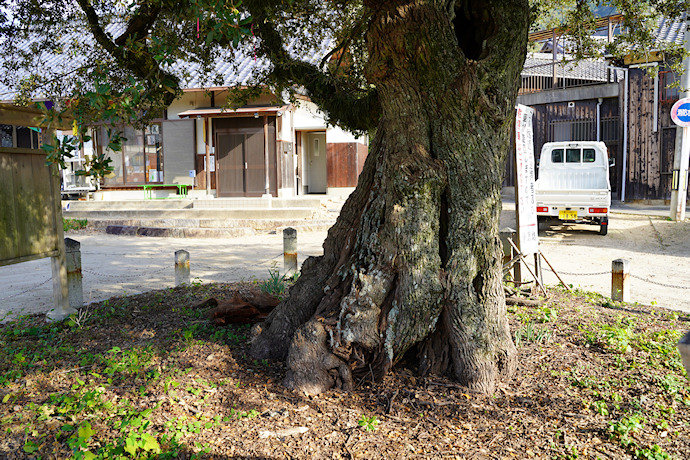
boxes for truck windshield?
[566,149,581,163]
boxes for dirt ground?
[500,206,690,312]
[0,283,688,459]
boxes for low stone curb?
[105,225,255,239]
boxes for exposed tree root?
[505,296,545,307]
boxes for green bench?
[142,184,190,200]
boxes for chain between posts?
[0,278,52,301]
[193,253,283,272]
[82,266,169,281]
[540,266,690,290]
[629,274,690,290]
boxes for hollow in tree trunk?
[251,0,529,395]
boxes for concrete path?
[0,231,329,320]
[2,200,690,320]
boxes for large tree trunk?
[251,0,529,394]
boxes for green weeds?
[63,218,88,232]
[358,415,379,432]
[260,268,289,296]
[514,321,551,347]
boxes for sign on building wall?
[515,104,539,255]
[671,98,690,127]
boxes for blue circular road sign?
[671,98,690,127]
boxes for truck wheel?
[599,217,608,236]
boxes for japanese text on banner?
[515,105,539,255]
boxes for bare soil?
[0,282,688,459]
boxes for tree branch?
[75,0,179,105]
[244,0,379,133]
[114,3,162,46]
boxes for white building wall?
[293,98,366,143]
[167,92,211,119]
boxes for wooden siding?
[326,142,367,188]
[657,100,689,201]
[277,140,295,192]
[0,149,60,264]
[626,68,661,200]
[195,154,216,190]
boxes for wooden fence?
[0,104,74,320]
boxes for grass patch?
[63,218,88,232]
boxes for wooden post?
[263,115,270,197]
[611,258,630,302]
[283,227,297,276]
[552,29,558,88]
[499,227,517,281]
[175,250,190,286]
[534,252,543,288]
[65,238,83,309]
[204,117,212,197]
[47,161,76,321]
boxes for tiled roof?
[0,23,333,99]
[654,12,687,47]
[523,53,624,82]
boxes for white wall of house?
[168,92,211,119]
[167,92,213,156]
[293,98,366,144]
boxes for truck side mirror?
[609,157,616,167]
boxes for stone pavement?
[0,231,329,320]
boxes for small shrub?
[260,269,288,296]
[358,415,379,432]
[63,218,88,232]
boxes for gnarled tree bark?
[251,0,529,395]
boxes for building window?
[0,124,12,147]
[0,124,41,148]
[97,124,164,186]
[660,71,679,103]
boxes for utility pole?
[669,16,690,221]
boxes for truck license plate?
[559,210,578,220]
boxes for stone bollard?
[679,332,690,377]
[611,259,630,302]
[283,227,298,276]
[65,238,83,309]
[175,250,190,286]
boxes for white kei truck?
[535,141,613,236]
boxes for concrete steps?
[62,197,341,238]
[64,208,316,220]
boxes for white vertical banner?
[515,104,539,255]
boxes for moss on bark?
[251,0,529,395]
